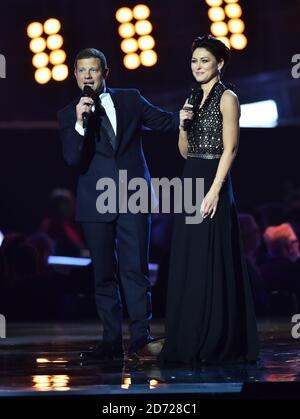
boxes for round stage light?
[135,20,153,36]
[32,52,49,68]
[133,4,150,20]
[115,7,133,23]
[138,35,155,50]
[124,53,140,70]
[225,3,242,18]
[35,67,51,84]
[205,0,223,6]
[211,21,228,37]
[52,64,69,81]
[49,49,66,65]
[224,0,239,3]
[47,34,63,50]
[121,38,139,53]
[140,50,157,67]
[44,18,61,35]
[228,18,245,33]
[230,33,247,49]
[30,37,47,53]
[27,22,43,38]
[208,7,226,22]
[118,22,135,38]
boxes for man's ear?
[103,68,109,79]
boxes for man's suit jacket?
[57,88,179,222]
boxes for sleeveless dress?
[159,81,259,365]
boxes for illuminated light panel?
[240,100,278,128]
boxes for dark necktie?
[96,99,117,150]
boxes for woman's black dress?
[159,81,259,364]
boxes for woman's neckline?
[199,80,221,110]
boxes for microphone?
[82,85,94,129]
[183,83,201,131]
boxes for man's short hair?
[74,48,107,70]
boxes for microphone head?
[83,85,94,97]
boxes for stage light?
[140,50,157,67]
[44,18,61,35]
[240,100,278,128]
[135,20,153,36]
[27,22,43,38]
[217,36,231,49]
[34,67,51,84]
[115,7,133,23]
[138,35,155,50]
[27,18,68,84]
[205,0,223,6]
[124,53,141,70]
[118,22,135,38]
[32,52,49,68]
[208,7,225,22]
[29,37,46,53]
[121,38,139,53]
[48,256,91,266]
[230,33,247,49]
[205,0,247,50]
[47,34,63,50]
[49,49,66,65]
[116,5,157,70]
[52,64,68,81]
[228,18,245,33]
[211,21,228,37]
[133,4,150,20]
[225,3,242,18]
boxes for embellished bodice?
[187,81,227,159]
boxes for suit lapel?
[106,87,123,154]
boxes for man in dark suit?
[57,48,178,360]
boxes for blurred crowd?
[1,187,300,320]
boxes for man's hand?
[76,97,94,126]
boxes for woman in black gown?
[159,35,259,365]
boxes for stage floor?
[1,318,300,400]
